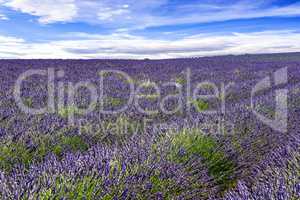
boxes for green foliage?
[115,115,144,135]
[101,194,114,200]
[175,77,186,85]
[39,188,53,200]
[59,135,89,153]
[174,75,186,85]
[34,135,52,160]
[58,106,82,118]
[37,172,181,200]
[24,97,33,107]
[191,99,209,112]
[35,133,89,158]
[0,133,89,172]
[169,129,237,192]
[52,145,63,157]
[0,142,33,172]
[39,176,102,200]
[105,97,123,107]
[149,174,182,199]
[136,94,160,100]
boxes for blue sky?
[0,0,300,58]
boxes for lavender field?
[0,53,299,200]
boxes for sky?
[0,0,300,59]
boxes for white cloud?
[0,34,24,44]
[136,2,300,29]
[97,7,130,21]
[1,30,300,59]
[2,0,300,28]
[0,35,28,58]
[4,0,77,24]
[0,13,8,20]
[0,0,8,20]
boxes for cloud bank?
[0,30,299,59]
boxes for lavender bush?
[0,53,299,199]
